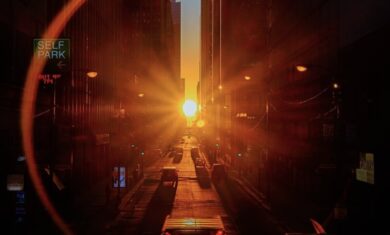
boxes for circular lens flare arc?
[21,1,86,234]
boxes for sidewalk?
[227,169,321,233]
[204,151,331,234]
[71,149,170,213]
[68,174,143,234]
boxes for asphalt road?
[102,136,283,235]
[102,136,237,234]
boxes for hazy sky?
[181,0,200,101]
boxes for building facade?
[201,0,390,233]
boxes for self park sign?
[34,38,70,72]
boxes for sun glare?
[182,99,197,117]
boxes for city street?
[2,1,387,234]
[101,136,240,235]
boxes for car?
[173,148,183,160]
[160,166,179,188]
[195,158,205,167]
[191,147,200,161]
[211,164,226,182]
[173,152,183,163]
[173,147,183,155]
[195,166,210,187]
[161,215,225,235]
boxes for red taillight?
[216,230,224,235]
[164,232,171,235]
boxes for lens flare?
[196,119,205,128]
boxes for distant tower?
[171,0,181,92]
[180,78,185,101]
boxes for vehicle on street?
[191,147,200,161]
[160,166,179,188]
[195,165,210,188]
[174,147,183,155]
[173,151,183,163]
[161,216,225,235]
[195,158,206,167]
[211,164,227,183]
[172,147,183,162]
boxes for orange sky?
[181,0,200,102]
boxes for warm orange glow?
[183,99,197,117]
[196,119,205,128]
[138,93,145,98]
[86,71,98,78]
[218,85,223,90]
[333,83,340,89]
[216,230,224,235]
[296,65,308,72]
[244,76,251,80]
[181,1,200,101]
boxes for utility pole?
[265,94,271,200]
[49,79,57,186]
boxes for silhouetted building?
[122,0,182,145]
[171,0,181,83]
[200,0,267,168]
[201,1,390,234]
[1,0,125,233]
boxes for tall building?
[200,0,220,146]
[171,0,181,83]
[202,0,390,233]
[200,0,213,108]
[123,0,180,144]
[0,0,49,230]
[200,0,267,162]
[260,1,390,233]
[124,0,175,78]
[1,0,125,232]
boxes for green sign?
[34,38,70,72]
[356,152,374,184]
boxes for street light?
[294,63,345,210]
[33,68,98,203]
[295,64,341,118]
[86,71,98,78]
[295,65,308,72]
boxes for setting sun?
[182,99,197,117]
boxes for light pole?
[34,75,60,185]
[295,63,344,204]
[265,92,270,199]
[33,69,98,193]
[295,64,341,121]
[71,69,98,186]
